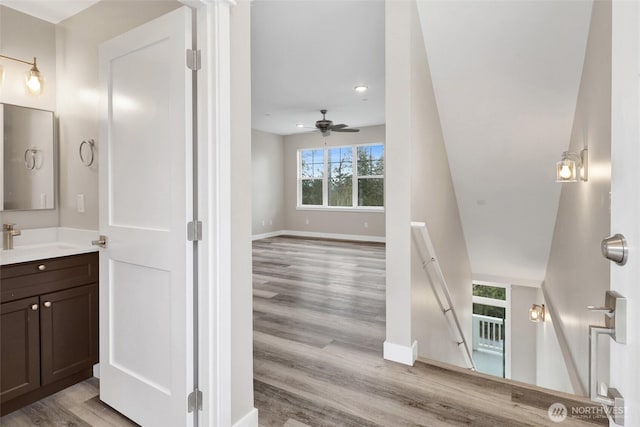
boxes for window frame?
[297,142,385,212]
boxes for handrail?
[410,221,476,371]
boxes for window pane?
[329,176,352,207]
[358,178,383,206]
[328,147,353,206]
[301,179,323,205]
[357,144,384,176]
[472,284,506,300]
[301,149,324,178]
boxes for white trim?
[191,0,234,426]
[295,206,384,213]
[92,363,100,379]
[383,340,418,366]
[252,229,385,243]
[251,230,283,241]
[232,408,258,427]
[504,284,512,379]
[473,275,542,289]
[472,295,507,309]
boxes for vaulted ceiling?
[417,1,593,283]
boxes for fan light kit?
[354,85,368,93]
[315,110,360,137]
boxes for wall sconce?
[529,304,545,322]
[0,54,44,95]
[556,148,588,182]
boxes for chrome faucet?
[2,224,21,250]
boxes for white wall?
[510,285,537,384]
[386,0,472,366]
[535,287,574,393]
[0,6,59,229]
[282,125,385,239]
[0,7,56,111]
[252,129,284,236]
[542,0,611,397]
[230,0,256,424]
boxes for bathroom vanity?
[0,230,99,416]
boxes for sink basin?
[0,228,99,266]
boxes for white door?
[610,1,639,426]
[98,7,194,427]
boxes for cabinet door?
[40,284,98,385]
[1,297,40,403]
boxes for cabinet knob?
[31,304,38,311]
[43,301,52,308]
[38,264,46,271]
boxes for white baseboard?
[252,229,385,243]
[383,340,418,366]
[251,230,284,241]
[93,363,100,379]
[232,408,258,427]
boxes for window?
[328,147,353,207]
[298,143,384,210]
[357,145,384,207]
[300,149,324,206]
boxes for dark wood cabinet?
[0,296,40,403]
[0,252,98,416]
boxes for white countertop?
[0,227,99,266]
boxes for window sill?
[296,206,385,213]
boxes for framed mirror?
[1,103,56,211]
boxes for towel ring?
[24,148,40,170]
[79,139,95,166]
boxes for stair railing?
[410,221,476,371]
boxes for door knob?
[92,235,107,248]
[31,304,38,311]
[43,301,52,308]
[601,234,627,265]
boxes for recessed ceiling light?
[354,85,368,93]
[296,123,304,128]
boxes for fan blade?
[332,128,360,133]
[330,124,348,130]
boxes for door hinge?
[186,49,201,71]
[187,389,203,413]
[187,221,203,241]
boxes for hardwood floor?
[253,236,601,427]
[1,236,603,426]
[0,377,137,427]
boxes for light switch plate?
[76,194,85,213]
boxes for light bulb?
[559,163,572,179]
[25,59,43,95]
[26,73,41,94]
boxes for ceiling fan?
[315,109,360,136]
